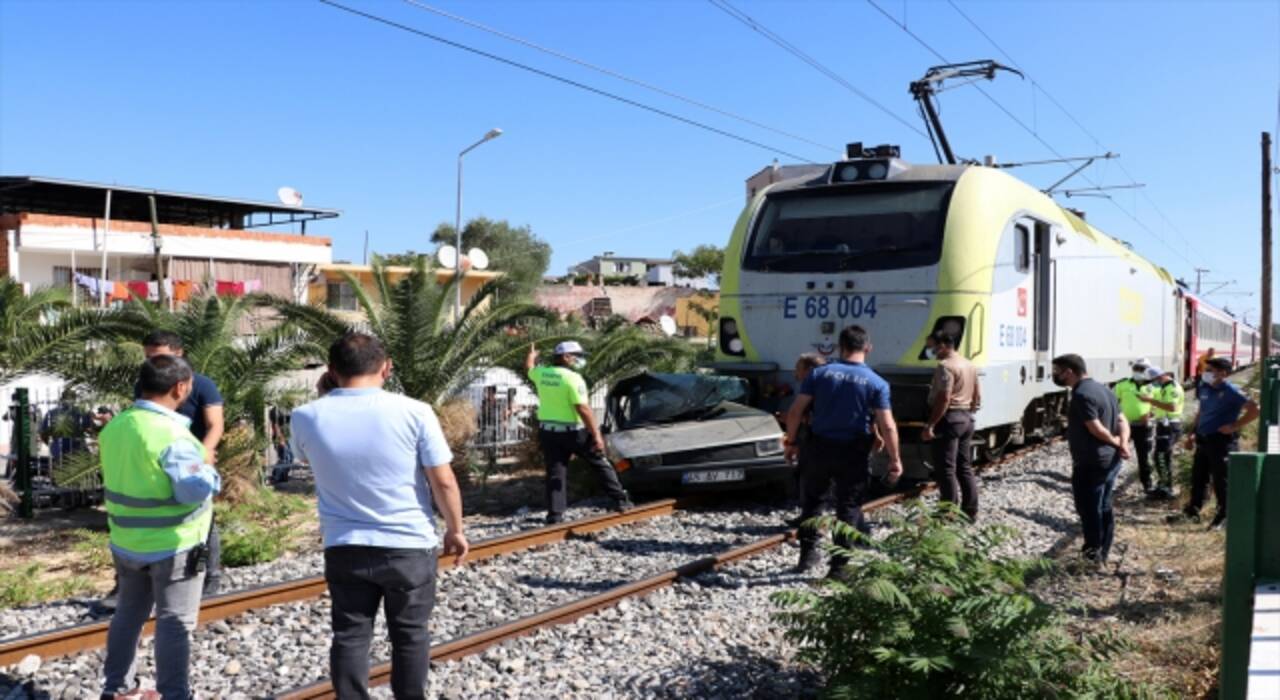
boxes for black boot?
[793,546,822,574]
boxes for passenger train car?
[713,146,1268,479]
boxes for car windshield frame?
[742,181,955,273]
[607,373,750,430]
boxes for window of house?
[327,282,358,311]
[616,261,632,273]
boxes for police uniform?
[1150,373,1185,498]
[795,360,891,575]
[99,401,220,699]
[529,344,630,523]
[1114,372,1156,492]
[1185,376,1249,524]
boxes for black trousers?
[324,546,438,700]
[798,434,873,570]
[931,410,978,520]
[539,428,628,518]
[1153,421,1182,492]
[1071,456,1123,561]
[1189,432,1237,517]
[1130,422,1155,490]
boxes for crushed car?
[603,372,790,492]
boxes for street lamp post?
[455,127,503,320]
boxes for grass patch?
[215,487,309,567]
[70,528,112,573]
[0,564,91,609]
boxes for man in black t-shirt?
[1053,354,1131,564]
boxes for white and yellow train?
[713,145,1268,478]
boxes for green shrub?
[215,487,305,567]
[772,503,1156,700]
[0,564,91,608]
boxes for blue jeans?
[1071,457,1124,561]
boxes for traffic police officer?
[1170,356,1259,529]
[99,355,221,700]
[1114,359,1157,495]
[525,341,632,524]
[785,325,903,578]
[1140,367,1184,500]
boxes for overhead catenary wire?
[943,0,1203,264]
[316,0,822,163]
[565,197,740,245]
[705,0,930,141]
[864,0,1197,272]
[396,0,838,154]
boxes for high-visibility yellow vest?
[1152,382,1186,421]
[100,407,211,555]
[1114,379,1154,422]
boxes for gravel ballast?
[3,440,1093,699]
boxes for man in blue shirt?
[1171,357,1258,529]
[291,333,468,700]
[785,325,903,578]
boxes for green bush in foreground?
[772,503,1157,700]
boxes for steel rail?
[0,499,678,666]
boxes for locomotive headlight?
[728,338,744,353]
[838,164,860,182]
[720,316,746,357]
[722,319,738,336]
[866,162,888,179]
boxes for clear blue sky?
[2,0,1277,319]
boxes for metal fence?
[5,384,112,517]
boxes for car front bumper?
[618,455,792,491]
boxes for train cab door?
[1031,220,1056,383]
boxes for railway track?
[276,439,1057,698]
[0,498,679,667]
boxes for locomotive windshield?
[743,182,954,272]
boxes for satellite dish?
[468,248,490,270]
[277,186,304,207]
[436,246,458,269]
[659,314,677,337]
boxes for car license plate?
[682,468,745,484]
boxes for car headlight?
[755,438,784,456]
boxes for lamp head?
[484,128,503,141]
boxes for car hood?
[606,403,781,457]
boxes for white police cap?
[554,341,586,356]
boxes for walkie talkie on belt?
[186,543,209,577]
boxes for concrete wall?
[535,284,715,332]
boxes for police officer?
[1169,356,1259,529]
[1114,359,1157,495]
[785,325,903,577]
[1140,367,1184,500]
[525,341,632,524]
[784,353,826,527]
[99,355,221,700]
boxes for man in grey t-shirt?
[1053,353,1131,564]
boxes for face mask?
[1132,372,1146,382]
[924,347,937,360]
[1051,372,1067,387]
[1203,371,1218,385]
[571,357,587,371]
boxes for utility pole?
[148,196,167,307]
[1195,267,1210,294]
[1264,131,1273,354]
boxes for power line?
[565,196,740,245]
[397,0,839,154]
[944,0,1201,262]
[864,0,1197,271]
[316,0,823,163]
[705,0,929,141]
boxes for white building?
[0,176,338,304]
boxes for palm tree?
[279,255,560,407]
[55,292,322,499]
[570,316,697,391]
[0,278,133,385]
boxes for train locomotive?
[712,144,1268,480]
